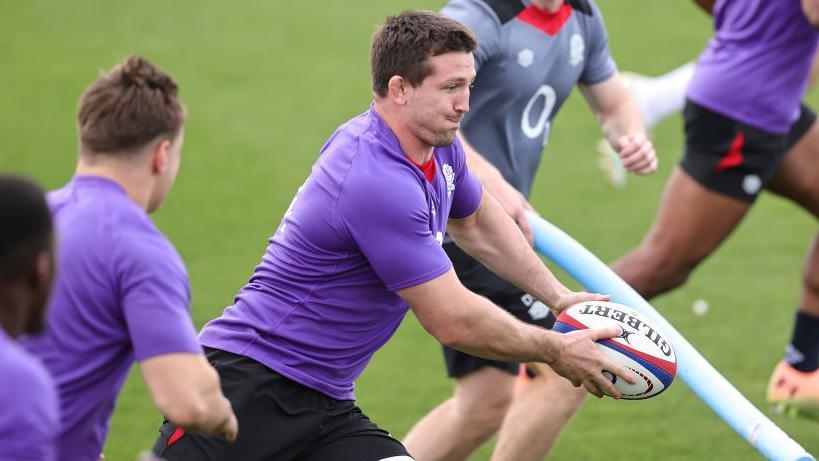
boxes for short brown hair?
[77,55,186,154]
[371,10,477,97]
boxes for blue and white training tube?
[526,211,814,461]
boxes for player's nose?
[454,90,470,114]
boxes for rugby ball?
[553,301,676,399]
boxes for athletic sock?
[786,310,819,372]
[632,62,696,130]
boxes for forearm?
[186,374,234,434]
[449,193,569,307]
[580,76,648,150]
[446,290,563,363]
[403,270,624,397]
[404,269,563,363]
[142,354,234,433]
[597,95,646,150]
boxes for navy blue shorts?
[153,348,412,461]
[680,101,816,203]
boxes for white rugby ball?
[553,301,677,399]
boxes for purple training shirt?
[687,0,818,134]
[22,176,203,461]
[200,104,483,400]
[0,329,59,461]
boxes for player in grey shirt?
[403,1,657,460]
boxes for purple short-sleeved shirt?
[0,329,59,461]
[22,176,202,461]
[687,0,818,134]
[200,104,483,400]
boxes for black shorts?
[152,348,412,461]
[443,243,555,378]
[680,101,816,203]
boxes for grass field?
[3,1,818,459]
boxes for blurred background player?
[153,10,635,461]
[598,0,819,188]
[599,55,819,188]
[0,175,58,461]
[611,0,819,419]
[402,1,656,460]
[22,55,238,461]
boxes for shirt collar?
[70,174,127,195]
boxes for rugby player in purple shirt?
[0,175,58,461]
[153,10,635,461]
[22,56,237,461]
[612,0,819,419]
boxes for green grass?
[2,1,818,459]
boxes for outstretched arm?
[399,266,635,398]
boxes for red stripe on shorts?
[715,131,745,172]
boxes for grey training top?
[442,0,618,296]
[443,0,616,197]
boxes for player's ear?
[387,75,408,105]
[30,249,54,294]
[150,139,172,174]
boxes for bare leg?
[767,121,819,317]
[403,367,515,461]
[761,120,819,413]
[491,364,586,461]
[611,167,751,300]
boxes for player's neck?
[373,101,434,164]
[400,138,435,165]
[533,0,563,12]
[75,157,154,212]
